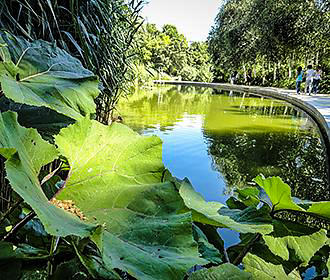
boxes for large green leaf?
[0,96,74,139]
[192,224,223,264]
[263,229,327,265]
[188,263,252,280]
[55,119,206,280]
[243,253,301,280]
[55,119,165,207]
[306,201,330,219]
[235,187,260,207]
[0,111,96,237]
[0,31,99,120]
[73,244,121,280]
[254,176,330,220]
[178,179,273,234]
[253,176,305,212]
[218,205,273,226]
[0,242,49,261]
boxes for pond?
[118,85,329,206]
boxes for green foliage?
[192,224,223,264]
[133,23,213,83]
[179,65,198,81]
[1,106,329,278]
[0,0,144,121]
[188,263,252,280]
[253,176,305,212]
[235,187,260,207]
[0,112,97,237]
[0,35,329,279]
[178,179,273,234]
[208,0,330,91]
[196,64,214,83]
[307,201,330,219]
[0,32,99,121]
[54,118,206,279]
[243,253,300,280]
[263,228,327,265]
[254,175,330,220]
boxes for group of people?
[296,65,322,95]
[230,69,252,85]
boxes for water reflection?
[118,86,329,202]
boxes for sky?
[141,0,222,42]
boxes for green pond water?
[118,85,329,205]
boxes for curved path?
[154,80,330,162]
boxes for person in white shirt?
[312,66,322,94]
[305,65,315,95]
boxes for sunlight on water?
[118,85,328,203]
[143,113,225,203]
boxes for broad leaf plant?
[0,32,329,279]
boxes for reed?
[0,0,144,123]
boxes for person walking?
[312,66,322,94]
[230,71,238,84]
[296,66,303,95]
[305,65,315,95]
[246,68,252,85]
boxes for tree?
[134,23,213,82]
[208,0,330,90]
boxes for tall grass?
[0,0,144,123]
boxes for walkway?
[253,87,330,131]
[286,92,330,129]
[154,81,330,147]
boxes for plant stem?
[223,246,230,263]
[47,236,60,276]
[232,233,261,265]
[1,211,36,241]
[41,163,62,185]
[53,167,72,198]
[0,198,24,225]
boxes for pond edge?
[154,80,330,177]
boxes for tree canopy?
[133,23,213,83]
[208,0,330,90]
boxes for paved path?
[262,87,330,130]
[290,94,330,129]
[154,81,330,148]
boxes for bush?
[319,72,330,94]
[196,64,214,82]
[179,65,198,81]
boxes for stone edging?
[154,80,330,162]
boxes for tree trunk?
[288,57,292,79]
[284,106,288,116]
[243,64,247,82]
[239,93,246,109]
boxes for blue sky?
[141,0,222,42]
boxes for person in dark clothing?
[312,66,322,94]
[246,69,252,85]
[230,71,238,84]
